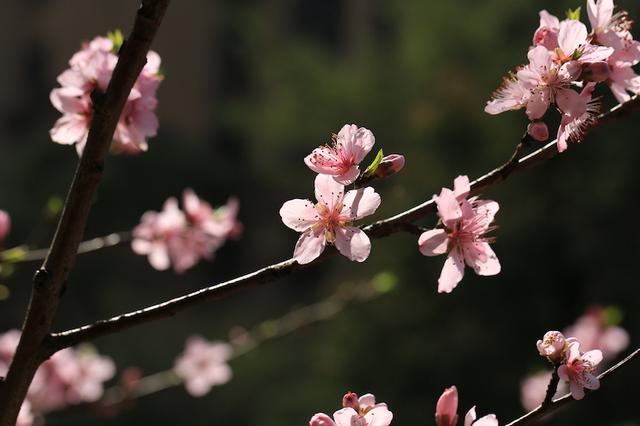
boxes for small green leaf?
[1,247,27,263]
[371,271,398,294]
[45,196,63,220]
[363,149,384,177]
[107,29,125,53]
[603,306,623,326]
[566,6,581,20]
[258,320,279,338]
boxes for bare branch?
[506,347,640,425]
[49,95,640,351]
[0,1,170,424]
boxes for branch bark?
[506,347,640,425]
[49,94,640,351]
[0,1,170,424]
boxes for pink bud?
[0,210,10,244]
[527,122,549,142]
[536,331,568,363]
[375,154,405,178]
[342,391,360,410]
[435,386,459,426]
[309,413,336,426]
[582,61,611,83]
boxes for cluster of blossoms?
[435,386,498,426]
[50,32,163,155]
[281,124,405,264]
[132,189,241,273]
[173,335,233,397]
[309,391,393,426]
[536,330,603,400]
[0,209,10,247]
[418,176,500,293]
[0,329,115,426]
[521,306,629,408]
[486,0,640,152]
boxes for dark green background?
[1,0,638,424]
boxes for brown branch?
[0,2,170,425]
[0,232,131,264]
[48,94,640,352]
[506,347,640,425]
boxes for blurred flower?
[418,176,500,293]
[563,306,629,361]
[558,341,602,400]
[132,191,241,273]
[174,336,233,397]
[49,33,162,156]
[520,370,555,411]
[304,124,375,184]
[280,174,381,264]
[434,386,498,426]
[0,209,10,245]
[309,391,393,426]
[16,401,34,426]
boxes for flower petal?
[293,228,326,264]
[342,187,381,220]
[418,229,449,256]
[334,226,371,262]
[364,406,393,426]
[558,20,588,56]
[463,242,501,276]
[332,408,359,426]
[314,174,345,210]
[305,147,342,175]
[438,249,465,293]
[280,199,319,231]
[436,188,462,228]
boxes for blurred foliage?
[1,0,639,425]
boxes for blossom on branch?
[309,391,393,426]
[49,33,162,156]
[280,174,381,264]
[304,124,375,184]
[558,341,603,400]
[132,190,241,273]
[418,176,500,293]
[435,386,499,426]
[173,336,233,397]
[536,331,573,364]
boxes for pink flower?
[484,75,530,115]
[418,176,500,293]
[435,386,459,426]
[0,209,10,245]
[558,341,602,400]
[174,336,233,397]
[280,174,381,264]
[555,83,600,152]
[309,392,393,426]
[304,124,375,184]
[533,10,560,50]
[554,20,612,64]
[50,34,162,156]
[563,307,630,361]
[536,331,571,363]
[434,386,498,426]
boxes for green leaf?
[107,29,125,53]
[371,271,398,294]
[1,247,27,263]
[566,6,581,20]
[363,149,384,177]
[603,306,623,326]
[45,196,63,220]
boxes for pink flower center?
[314,202,350,242]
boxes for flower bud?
[581,61,611,83]
[435,386,459,426]
[309,413,335,426]
[536,331,567,363]
[0,210,10,245]
[527,122,549,142]
[342,391,360,410]
[375,154,405,178]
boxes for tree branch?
[506,347,640,425]
[48,95,640,351]
[0,1,170,424]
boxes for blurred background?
[1,0,639,424]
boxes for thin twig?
[506,347,640,425]
[48,95,640,352]
[0,2,170,424]
[542,367,559,407]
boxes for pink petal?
[473,200,500,226]
[342,187,381,220]
[453,175,470,199]
[337,124,375,163]
[148,245,171,271]
[582,349,603,365]
[332,408,359,426]
[334,226,371,262]
[569,381,585,400]
[463,242,501,276]
[539,10,560,29]
[557,365,569,382]
[50,114,88,145]
[358,394,376,408]
[280,199,320,231]
[314,174,345,210]
[587,0,614,32]
[305,147,342,175]
[438,249,465,293]
[418,229,449,256]
[293,228,326,264]
[582,372,600,390]
[473,414,499,426]
[464,406,477,426]
[526,90,550,120]
[558,20,588,56]
[334,165,360,185]
[436,188,462,228]
[309,413,337,426]
[364,406,393,426]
